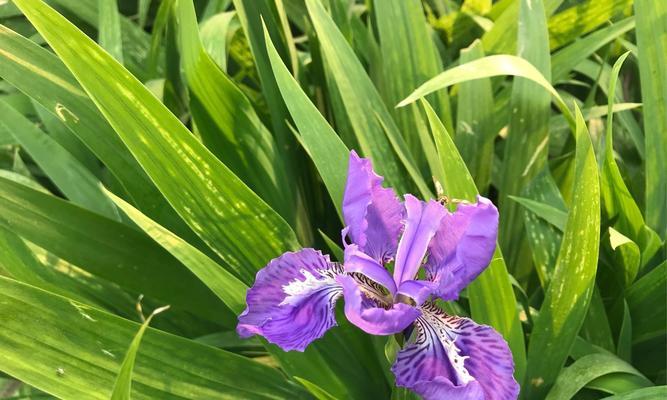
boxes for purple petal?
[237,249,343,352]
[392,303,518,400]
[337,274,420,336]
[396,279,437,305]
[343,243,397,294]
[393,195,446,286]
[342,150,403,262]
[424,195,498,301]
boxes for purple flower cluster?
[238,151,519,400]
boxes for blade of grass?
[305,0,430,198]
[14,0,300,285]
[601,52,661,268]
[498,0,552,282]
[544,353,651,400]
[97,0,124,63]
[174,0,296,223]
[373,0,453,169]
[399,54,574,126]
[264,25,348,219]
[454,39,494,191]
[0,276,307,399]
[0,176,230,325]
[524,105,601,399]
[423,99,527,381]
[635,0,667,240]
[110,304,170,400]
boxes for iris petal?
[425,195,499,301]
[338,274,420,336]
[343,243,397,295]
[392,303,518,400]
[237,249,343,352]
[393,195,446,287]
[342,150,403,262]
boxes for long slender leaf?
[423,99,527,380]
[0,176,229,325]
[305,0,430,197]
[97,0,123,63]
[0,276,306,399]
[264,25,348,218]
[174,0,295,222]
[498,0,552,282]
[110,304,170,400]
[0,99,119,220]
[544,353,651,400]
[635,0,667,240]
[524,106,601,398]
[13,0,300,285]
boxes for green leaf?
[518,170,567,287]
[608,227,640,287]
[423,99,527,380]
[107,190,247,315]
[0,99,119,220]
[110,304,170,400]
[293,377,337,400]
[601,51,661,268]
[305,0,430,198]
[454,39,494,191]
[200,11,238,71]
[617,300,633,362]
[551,17,635,82]
[524,105,601,398]
[510,196,567,232]
[373,0,453,169]
[13,0,300,284]
[544,353,651,400]
[0,25,182,232]
[48,0,154,81]
[626,261,666,344]
[0,276,306,399]
[635,0,667,239]
[97,0,124,63]
[498,0,552,282]
[399,54,574,126]
[174,0,296,222]
[0,176,229,325]
[602,386,667,399]
[548,0,633,50]
[264,24,348,218]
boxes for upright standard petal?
[237,249,343,352]
[342,150,403,262]
[392,303,518,400]
[338,274,420,336]
[393,195,446,287]
[424,196,498,301]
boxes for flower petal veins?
[425,196,499,301]
[392,303,519,400]
[342,150,404,263]
[237,249,344,351]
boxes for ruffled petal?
[343,243,397,295]
[396,279,437,306]
[237,249,343,352]
[424,195,498,301]
[393,195,446,286]
[342,150,403,262]
[392,303,518,400]
[337,274,420,336]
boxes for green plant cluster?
[0,0,664,399]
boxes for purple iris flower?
[237,151,519,400]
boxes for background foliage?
[0,0,664,399]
